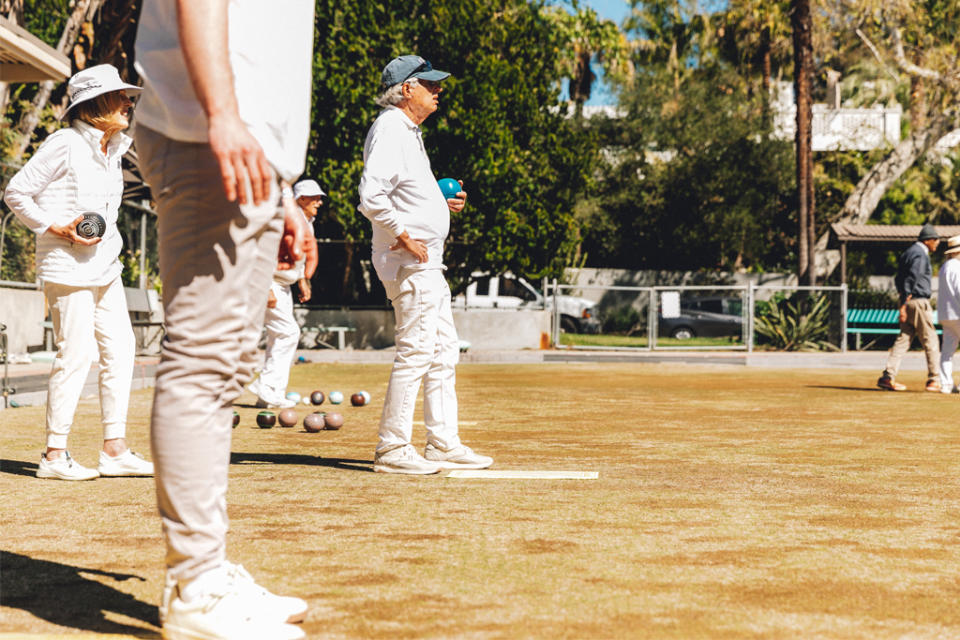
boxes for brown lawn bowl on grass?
[2,362,960,638]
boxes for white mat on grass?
[446,470,599,479]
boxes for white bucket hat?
[293,179,326,199]
[62,63,141,119]
[944,234,960,256]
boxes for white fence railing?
[549,280,849,353]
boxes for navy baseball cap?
[381,55,450,89]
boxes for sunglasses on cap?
[403,60,433,82]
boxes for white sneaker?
[160,563,307,626]
[424,443,493,470]
[162,563,307,640]
[373,444,442,475]
[254,396,296,409]
[37,451,98,480]
[98,449,154,477]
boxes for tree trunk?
[791,0,815,285]
[11,0,104,159]
[813,120,954,278]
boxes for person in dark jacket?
[877,223,942,391]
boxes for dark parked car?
[659,296,744,340]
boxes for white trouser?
[43,276,135,449]
[377,268,461,453]
[940,319,960,391]
[258,282,300,402]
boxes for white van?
[455,273,600,334]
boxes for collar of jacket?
[71,120,133,163]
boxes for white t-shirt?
[938,258,960,321]
[4,121,129,286]
[133,0,314,183]
[357,107,450,282]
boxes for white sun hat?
[944,234,960,256]
[292,179,326,199]
[62,63,141,119]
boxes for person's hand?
[297,277,312,303]
[390,231,428,263]
[47,215,102,246]
[277,193,310,273]
[899,305,907,323]
[207,112,273,206]
[266,289,277,309]
[447,180,466,213]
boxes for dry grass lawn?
[2,362,960,639]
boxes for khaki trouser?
[883,297,940,381]
[135,126,282,584]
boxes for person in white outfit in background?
[4,64,154,481]
[937,235,960,394]
[358,55,493,475]
[249,179,323,408]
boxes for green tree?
[585,61,795,271]
[307,0,599,303]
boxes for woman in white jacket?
[4,64,154,480]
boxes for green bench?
[846,307,941,349]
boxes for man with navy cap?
[878,223,942,392]
[358,55,493,474]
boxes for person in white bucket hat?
[937,235,960,393]
[3,62,153,480]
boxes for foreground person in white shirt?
[937,235,960,393]
[134,0,314,637]
[4,64,154,481]
[249,179,324,408]
[358,55,493,475]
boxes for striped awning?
[0,15,70,83]
[830,223,960,245]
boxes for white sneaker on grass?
[98,449,154,477]
[162,562,307,640]
[37,451,98,480]
[424,443,493,470]
[373,444,441,475]
[255,396,296,409]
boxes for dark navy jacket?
[895,241,932,303]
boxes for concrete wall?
[293,307,550,350]
[0,286,45,354]
[453,309,550,350]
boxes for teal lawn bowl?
[438,178,461,200]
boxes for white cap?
[293,179,325,199]
[62,64,141,119]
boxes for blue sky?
[559,0,728,106]
[561,0,632,106]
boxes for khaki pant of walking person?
[135,126,282,584]
[883,297,940,382]
[44,276,134,449]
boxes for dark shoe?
[877,376,906,391]
[925,380,942,393]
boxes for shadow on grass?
[231,451,372,472]
[806,385,920,393]
[0,458,38,477]
[0,549,159,636]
